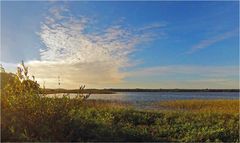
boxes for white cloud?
[28,5,163,88]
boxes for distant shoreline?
[42,88,240,94]
[107,89,240,92]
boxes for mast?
[58,75,60,93]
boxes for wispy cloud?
[187,29,238,54]
[126,65,239,89]
[117,79,238,89]
[27,5,164,88]
[129,65,238,78]
[138,22,167,32]
[48,5,68,20]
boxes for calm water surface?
[48,92,239,102]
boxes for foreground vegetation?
[2,95,239,142]
[1,62,239,142]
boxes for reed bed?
[155,99,239,113]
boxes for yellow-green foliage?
[1,94,239,142]
[1,61,39,96]
[1,93,128,141]
[155,99,239,113]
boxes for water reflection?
[47,92,239,102]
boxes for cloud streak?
[129,65,238,78]
[126,65,239,89]
[187,29,238,54]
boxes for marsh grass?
[155,99,239,113]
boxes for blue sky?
[1,1,239,89]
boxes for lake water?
[47,92,239,110]
[48,92,239,102]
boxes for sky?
[1,1,239,89]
